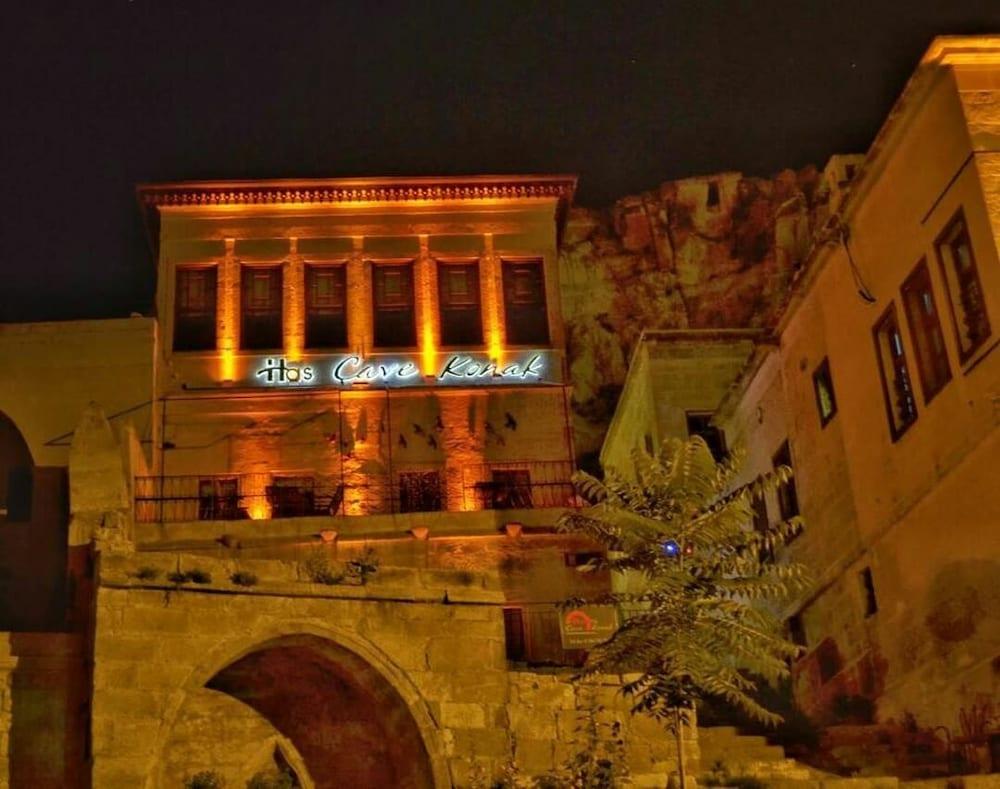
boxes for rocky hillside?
[560,161,858,463]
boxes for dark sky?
[3,1,999,322]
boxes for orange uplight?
[418,236,438,375]
[248,501,270,520]
[220,347,236,383]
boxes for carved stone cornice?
[138,175,577,209]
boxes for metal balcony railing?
[134,460,577,523]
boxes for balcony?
[134,460,577,524]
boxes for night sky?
[3,1,999,323]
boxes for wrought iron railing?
[134,460,577,523]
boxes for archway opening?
[0,409,33,520]
[205,634,435,789]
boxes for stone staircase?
[698,726,900,788]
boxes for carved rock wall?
[560,167,832,462]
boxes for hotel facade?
[0,34,999,789]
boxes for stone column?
[0,638,16,789]
[347,237,371,355]
[415,234,439,376]
[284,238,305,360]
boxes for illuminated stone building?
[1,33,999,789]
[604,36,1000,762]
[0,176,692,788]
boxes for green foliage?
[698,676,821,752]
[184,771,224,789]
[168,569,212,584]
[246,768,296,789]
[230,570,258,587]
[533,700,630,789]
[346,546,380,585]
[302,550,345,585]
[702,761,767,789]
[558,436,810,729]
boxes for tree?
[558,436,811,786]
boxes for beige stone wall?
[90,551,691,788]
[0,318,157,469]
[714,54,1000,732]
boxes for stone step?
[699,743,789,764]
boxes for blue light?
[661,539,680,557]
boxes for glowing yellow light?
[248,501,270,520]
[220,348,236,382]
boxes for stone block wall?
[91,552,699,788]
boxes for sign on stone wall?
[251,351,554,388]
[559,605,619,649]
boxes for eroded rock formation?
[560,165,843,461]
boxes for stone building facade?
[1,33,999,789]
[602,36,1000,753]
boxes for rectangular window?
[373,263,416,348]
[438,261,483,346]
[174,266,217,351]
[901,260,951,402]
[686,412,726,461]
[788,613,807,649]
[873,304,918,440]
[860,566,878,618]
[812,358,838,427]
[398,471,443,514]
[241,266,283,350]
[564,551,603,568]
[935,210,991,363]
[772,441,800,522]
[305,264,347,349]
[502,260,549,345]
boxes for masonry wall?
[90,551,690,789]
[724,63,1000,732]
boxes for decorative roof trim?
[138,174,577,208]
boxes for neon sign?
[253,352,548,387]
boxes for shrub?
[246,768,296,789]
[346,547,380,585]
[230,571,258,587]
[302,550,344,585]
[134,566,160,581]
[167,569,213,585]
[185,771,224,789]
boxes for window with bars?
[935,210,991,363]
[812,358,837,427]
[373,263,416,348]
[305,264,347,349]
[901,259,951,403]
[873,304,918,440]
[174,266,217,351]
[438,262,483,346]
[241,266,283,350]
[398,471,443,513]
[502,260,549,345]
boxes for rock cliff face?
[559,166,840,464]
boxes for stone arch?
[150,620,450,789]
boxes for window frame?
[900,258,952,404]
[934,208,991,365]
[173,264,218,353]
[304,261,349,350]
[872,302,918,442]
[772,440,800,523]
[811,357,838,428]
[501,258,550,347]
[371,260,417,349]
[436,258,484,348]
[239,263,284,351]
